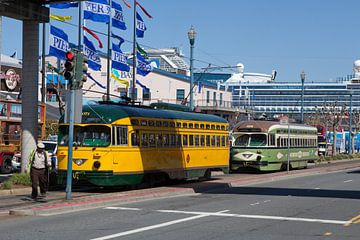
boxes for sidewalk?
[1,159,359,217]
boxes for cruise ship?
[195,62,360,122]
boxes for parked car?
[42,140,58,170]
[11,140,58,171]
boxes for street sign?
[279,116,289,125]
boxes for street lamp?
[188,26,196,110]
[349,90,353,154]
[300,70,306,123]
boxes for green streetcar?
[230,120,318,172]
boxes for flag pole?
[131,0,137,104]
[106,0,112,101]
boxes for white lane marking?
[344,180,353,183]
[250,202,260,206]
[104,207,141,211]
[158,210,350,225]
[263,200,271,203]
[90,210,228,240]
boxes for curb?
[9,187,197,216]
[0,187,31,196]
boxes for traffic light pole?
[66,86,75,200]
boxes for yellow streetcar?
[57,102,229,186]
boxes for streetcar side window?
[170,134,176,147]
[189,135,194,146]
[156,121,162,127]
[216,136,221,147]
[149,134,156,147]
[141,133,148,147]
[221,136,225,146]
[206,135,210,147]
[131,131,140,146]
[194,135,199,146]
[131,119,139,125]
[183,135,188,146]
[163,134,169,147]
[115,126,128,145]
[200,135,205,146]
[211,136,216,146]
[156,134,163,147]
[176,134,182,147]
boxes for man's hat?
[37,142,45,149]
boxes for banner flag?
[112,73,129,87]
[111,32,125,47]
[136,43,148,58]
[50,14,72,22]
[87,74,106,89]
[49,25,69,60]
[83,36,102,71]
[136,1,152,18]
[112,43,130,72]
[121,0,132,8]
[136,79,149,90]
[84,0,110,23]
[47,63,61,74]
[83,26,103,48]
[136,12,146,38]
[136,51,152,76]
[198,81,203,93]
[50,2,79,9]
[112,1,127,30]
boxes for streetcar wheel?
[201,169,211,181]
[1,155,12,174]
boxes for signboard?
[279,116,289,125]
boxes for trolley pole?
[287,122,290,173]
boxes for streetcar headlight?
[93,161,101,169]
[73,158,87,166]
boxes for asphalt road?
[1,168,360,240]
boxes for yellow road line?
[345,214,360,226]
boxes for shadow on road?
[347,169,360,174]
[193,184,360,200]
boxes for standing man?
[28,142,51,199]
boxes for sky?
[2,0,360,82]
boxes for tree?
[314,102,347,156]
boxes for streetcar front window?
[59,125,111,147]
[249,134,267,146]
[234,134,250,146]
[234,134,267,147]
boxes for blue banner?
[50,2,79,9]
[136,12,146,38]
[49,26,69,60]
[112,43,130,72]
[136,80,149,91]
[136,51,152,76]
[83,36,102,71]
[112,1,126,30]
[111,32,125,47]
[84,0,110,23]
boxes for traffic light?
[82,55,88,83]
[64,50,76,88]
[75,53,88,89]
